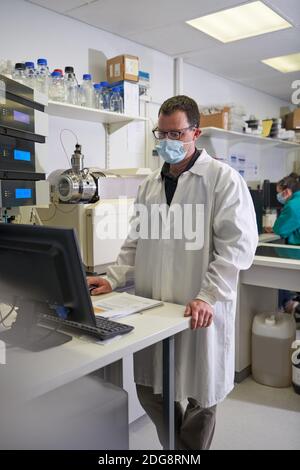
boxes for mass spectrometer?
[36,144,148,273]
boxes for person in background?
[273,173,300,244]
[273,173,300,323]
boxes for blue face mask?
[277,192,287,205]
[155,139,192,164]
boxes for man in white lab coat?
[88,95,258,450]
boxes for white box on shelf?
[111,80,139,116]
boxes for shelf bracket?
[107,121,133,134]
[104,123,110,169]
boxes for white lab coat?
[106,149,258,408]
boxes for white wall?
[1,0,295,180]
[0,0,173,174]
[182,63,299,183]
[183,63,289,118]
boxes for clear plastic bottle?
[99,81,111,110]
[94,83,104,110]
[36,58,49,95]
[77,84,83,106]
[24,61,36,89]
[81,74,95,108]
[0,59,13,79]
[110,86,123,113]
[49,70,65,102]
[12,63,26,84]
[64,66,78,105]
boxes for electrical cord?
[0,304,16,328]
[1,309,61,349]
[60,128,79,167]
[0,311,10,328]
[29,207,43,226]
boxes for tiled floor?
[129,377,300,450]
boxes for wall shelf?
[200,127,300,150]
[47,100,148,131]
[46,101,148,167]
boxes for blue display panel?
[13,110,30,124]
[15,188,32,199]
[14,149,31,162]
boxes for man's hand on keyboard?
[87,276,112,296]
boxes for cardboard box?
[285,108,300,130]
[111,80,139,116]
[106,55,139,83]
[199,107,229,130]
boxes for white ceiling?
[26,0,300,101]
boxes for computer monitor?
[269,182,281,210]
[262,180,281,210]
[0,224,97,351]
[249,188,263,234]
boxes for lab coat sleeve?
[196,170,258,306]
[273,204,300,239]
[104,183,144,290]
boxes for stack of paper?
[93,293,163,319]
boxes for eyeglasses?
[152,125,196,140]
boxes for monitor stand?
[0,301,72,352]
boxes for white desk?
[235,243,300,381]
[258,233,281,243]
[0,293,189,450]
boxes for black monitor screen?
[256,245,300,260]
[269,182,281,210]
[0,224,95,325]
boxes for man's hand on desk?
[184,299,213,330]
[87,276,112,295]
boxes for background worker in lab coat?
[88,95,258,450]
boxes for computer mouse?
[89,284,98,293]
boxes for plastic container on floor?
[252,312,296,387]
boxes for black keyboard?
[39,314,134,340]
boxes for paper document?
[93,293,163,319]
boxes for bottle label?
[292,366,300,386]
